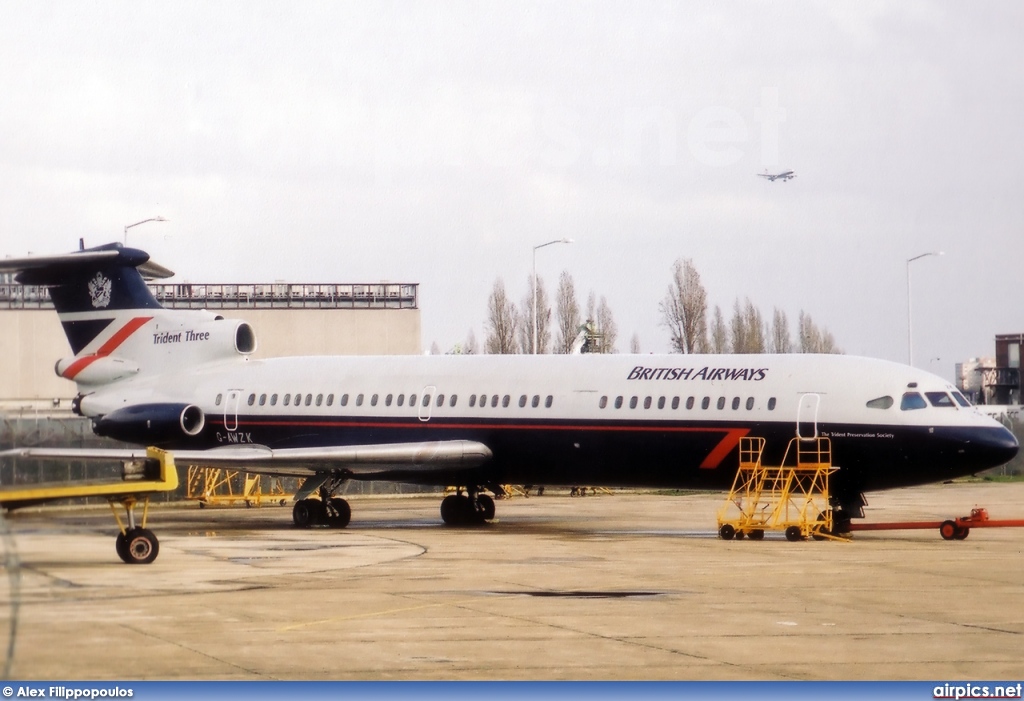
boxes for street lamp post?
[906,251,944,367]
[532,238,574,354]
[124,216,168,246]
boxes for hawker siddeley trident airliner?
[0,243,1018,535]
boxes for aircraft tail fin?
[2,243,174,354]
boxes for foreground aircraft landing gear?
[292,478,351,528]
[440,489,497,526]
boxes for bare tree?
[554,270,581,354]
[464,328,478,355]
[629,333,641,354]
[709,305,729,353]
[519,274,552,354]
[595,296,618,353]
[485,278,519,354]
[659,258,708,353]
[729,298,766,354]
[769,307,792,353]
[798,310,842,354]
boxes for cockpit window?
[952,391,971,407]
[900,392,927,410]
[866,396,894,409]
[926,391,955,408]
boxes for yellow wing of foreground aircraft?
[0,243,1017,561]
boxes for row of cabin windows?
[217,392,555,410]
[599,395,777,411]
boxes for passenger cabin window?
[326,394,334,406]
[385,394,393,407]
[643,397,652,409]
[658,397,665,410]
[341,394,349,407]
[532,395,540,408]
[371,394,378,407]
[436,394,445,407]
[215,393,223,406]
[768,397,777,410]
[701,397,710,410]
[900,392,927,410]
[304,394,312,406]
[490,395,498,408]
[545,395,553,408]
[270,394,278,406]
[686,397,694,410]
[409,394,416,406]
[422,394,431,407]
[731,397,740,410]
[926,391,955,408]
[866,396,894,410]
[745,397,754,410]
[470,395,477,408]
[283,394,291,406]
[672,397,680,410]
[502,395,510,408]
[599,396,608,409]
[717,397,726,410]
[248,393,256,406]
[629,396,638,409]
[397,394,405,407]
[259,394,267,406]
[356,394,364,407]
[450,395,457,407]
[615,396,623,409]
[519,395,527,408]
[316,394,323,406]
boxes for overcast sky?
[2,2,1021,378]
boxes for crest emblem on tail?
[88,272,112,308]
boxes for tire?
[748,529,765,541]
[328,498,351,528]
[115,531,130,563]
[954,526,969,540]
[939,520,957,540]
[477,494,496,521]
[293,499,315,528]
[440,494,464,525]
[785,526,803,542]
[719,524,735,540]
[123,528,159,564]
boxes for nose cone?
[978,425,1019,470]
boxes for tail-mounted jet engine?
[93,403,205,444]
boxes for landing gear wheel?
[719,524,735,540]
[327,498,351,528]
[785,526,803,542]
[293,499,316,528]
[477,494,496,521]
[748,529,765,541]
[121,527,159,564]
[954,526,970,540]
[440,494,470,525]
[735,530,745,540]
[939,520,957,541]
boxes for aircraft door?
[796,393,820,441]
[223,389,242,431]
[418,385,436,422]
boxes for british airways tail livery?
[1,243,1018,532]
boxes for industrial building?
[957,333,1023,406]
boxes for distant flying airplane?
[758,169,796,182]
[0,244,1017,543]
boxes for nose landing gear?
[440,488,497,525]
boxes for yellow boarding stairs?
[717,436,844,542]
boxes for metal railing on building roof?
[0,281,418,310]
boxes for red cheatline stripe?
[62,316,153,379]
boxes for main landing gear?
[292,477,351,528]
[440,488,497,526]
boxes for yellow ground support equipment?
[717,436,842,542]
[0,447,179,564]
[185,466,291,507]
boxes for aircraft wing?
[0,440,493,478]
